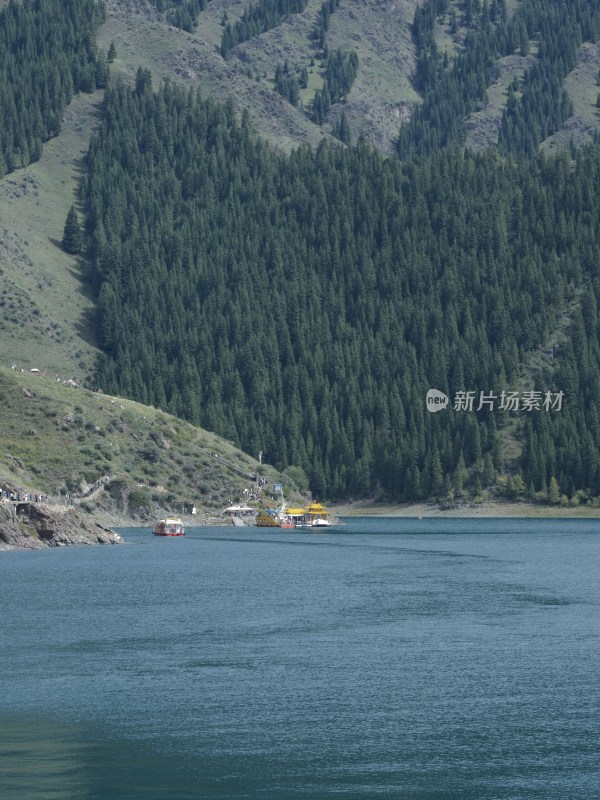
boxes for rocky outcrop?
[0,502,122,550]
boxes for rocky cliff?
[0,502,122,550]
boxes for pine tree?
[453,452,467,493]
[62,205,83,254]
[335,111,351,144]
[430,448,443,495]
[548,476,561,505]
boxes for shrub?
[128,486,152,512]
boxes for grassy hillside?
[0,366,304,522]
[0,91,104,381]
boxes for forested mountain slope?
[96,0,600,155]
[2,0,600,506]
[398,0,600,158]
[85,76,600,501]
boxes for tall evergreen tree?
[62,206,83,254]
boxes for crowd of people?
[0,489,48,503]
[0,477,110,505]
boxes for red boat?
[153,518,185,536]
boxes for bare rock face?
[0,514,40,550]
[0,503,122,550]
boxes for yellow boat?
[255,501,331,528]
[297,502,331,528]
[255,508,281,527]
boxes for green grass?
[298,58,325,107]
[0,90,104,381]
[0,366,303,517]
[322,0,420,150]
[434,1,462,63]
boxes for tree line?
[311,0,341,50]
[166,0,205,32]
[270,0,357,136]
[497,0,592,155]
[274,61,305,107]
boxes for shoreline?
[4,499,600,551]
[329,500,600,519]
[83,501,600,527]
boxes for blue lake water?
[1,517,600,799]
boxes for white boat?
[305,502,330,527]
[293,503,332,529]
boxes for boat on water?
[304,502,331,527]
[255,502,331,529]
[256,485,304,528]
[153,518,185,536]
[255,508,281,527]
[279,508,308,528]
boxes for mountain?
[2,0,600,508]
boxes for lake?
[1,517,600,799]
